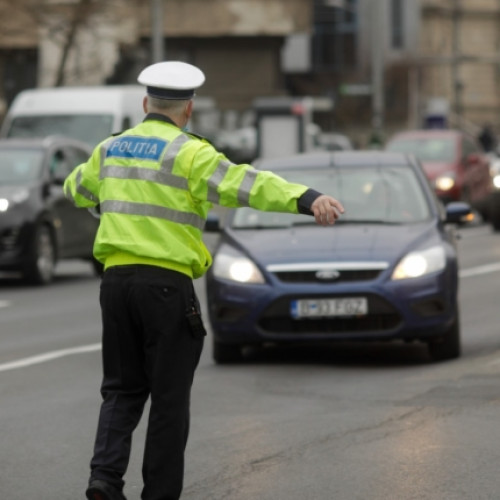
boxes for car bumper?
[0,220,34,271]
[434,185,460,204]
[206,270,458,346]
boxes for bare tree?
[51,0,102,86]
[0,0,118,87]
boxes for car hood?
[0,184,35,196]
[420,161,456,180]
[225,222,438,267]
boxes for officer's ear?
[185,100,193,119]
[143,96,149,114]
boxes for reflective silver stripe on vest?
[99,137,115,176]
[206,160,258,206]
[64,183,75,203]
[161,134,190,172]
[206,159,232,204]
[75,169,99,203]
[100,134,190,189]
[237,168,258,205]
[100,200,205,231]
[100,165,188,190]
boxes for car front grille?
[259,315,400,333]
[267,261,388,284]
[273,269,382,283]
[0,227,21,252]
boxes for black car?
[0,136,99,284]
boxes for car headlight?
[490,160,500,175]
[391,245,446,280]
[489,161,500,189]
[213,246,265,284]
[0,189,30,212]
[435,173,455,191]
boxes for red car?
[385,129,492,217]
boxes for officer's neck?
[144,112,182,128]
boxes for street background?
[1,222,500,500]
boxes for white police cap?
[137,61,205,100]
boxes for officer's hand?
[310,195,344,226]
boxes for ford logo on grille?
[315,269,341,281]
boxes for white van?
[0,85,146,147]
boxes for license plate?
[290,297,368,318]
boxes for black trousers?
[89,265,205,500]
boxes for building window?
[391,0,404,49]
[312,0,358,72]
[2,49,38,106]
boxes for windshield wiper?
[233,224,292,230]
[290,218,402,226]
[333,219,403,225]
[234,219,405,229]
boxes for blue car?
[205,151,471,364]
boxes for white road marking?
[459,262,500,278]
[0,343,101,373]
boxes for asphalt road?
[1,223,500,500]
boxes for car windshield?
[0,148,44,184]
[231,165,431,228]
[386,137,455,162]
[6,115,114,147]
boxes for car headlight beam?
[0,199,8,212]
[213,248,265,284]
[392,246,446,280]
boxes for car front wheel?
[213,340,243,364]
[489,194,500,231]
[427,317,461,362]
[23,224,56,285]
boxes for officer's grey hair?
[147,96,190,115]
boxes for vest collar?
[143,113,178,127]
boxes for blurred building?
[1,0,500,142]
[0,0,311,120]
[417,0,500,137]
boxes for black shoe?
[85,479,127,500]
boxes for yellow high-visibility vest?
[64,114,308,278]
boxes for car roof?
[255,150,415,171]
[0,135,92,151]
[388,129,462,140]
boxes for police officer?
[64,61,344,500]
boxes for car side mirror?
[41,181,51,199]
[445,201,472,223]
[52,175,66,186]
